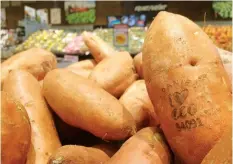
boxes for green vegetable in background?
[212,1,232,19]
[66,9,96,24]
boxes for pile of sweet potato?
[1,11,232,164]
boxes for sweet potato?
[142,11,232,164]
[39,80,43,88]
[1,48,57,86]
[224,63,232,85]
[133,52,143,78]
[66,59,96,78]
[89,51,138,98]
[43,69,136,140]
[53,113,101,146]
[119,80,159,129]
[201,128,232,164]
[82,32,116,62]
[1,91,31,164]
[48,145,112,164]
[3,70,61,164]
[106,127,171,164]
[92,144,118,157]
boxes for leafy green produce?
[212,1,232,18]
[66,9,96,24]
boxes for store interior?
[1,1,232,164]
[1,1,232,65]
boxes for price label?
[113,24,129,48]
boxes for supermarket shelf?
[196,20,232,26]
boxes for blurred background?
[1,1,232,65]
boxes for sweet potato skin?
[43,69,136,140]
[1,48,57,85]
[48,145,111,164]
[133,52,143,79]
[66,59,96,78]
[89,51,138,98]
[224,63,232,85]
[92,144,118,157]
[3,70,61,164]
[201,128,232,164]
[82,32,116,63]
[106,127,171,164]
[119,80,159,129]
[142,11,232,164]
[1,91,31,164]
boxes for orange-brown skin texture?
[119,80,159,130]
[106,127,171,164]
[3,70,61,164]
[39,80,43,88]
[43,69,136,140]
[92,144,118,157]
[1,48,57,86]
[66,59,96,78]
[134,52,144,79]
[142,11,232,164]
[201,128,232,164]
[48,145,112,164]
[89,51,138,98]
[82,32,116,63]
[1,91,31,164]
[223,63,232,85]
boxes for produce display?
[15,30,77,54]
[203,25,232,52]
[212,1,232,19]
[1,29,21,59]
[66,9,96,24]
[12,23,231,59]
[1,11,232,164]
[63,35,86,54]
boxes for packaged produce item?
[89,51,138,97]
[143,11,232,164]
[43,69,136,140]
[1,48,57,86]
[107,127,171,164]
[1,91,31,164]
[3,70,61,164]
